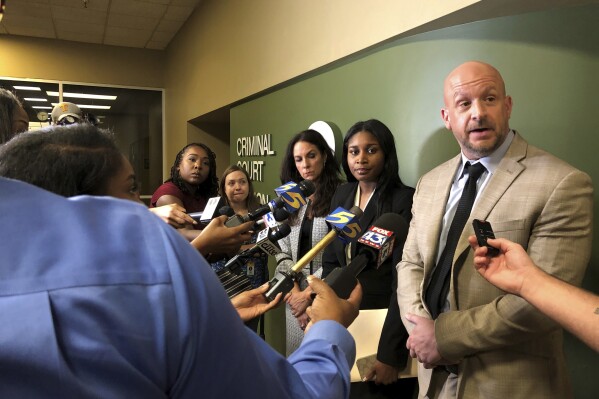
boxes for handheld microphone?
[254,223,291,256]
[273,180,316,213]
[225,206,271,227]
[217,224,292,298]
[225,180,315,227]
[324,213,409,299]
[264,205,363,301]
[224,224,292,268]
[219,206,236,219]
[253,207,290,230]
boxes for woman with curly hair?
[151,143,219,241]
[274,129,343,355]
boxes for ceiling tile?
[4,2,51,19]
[108,13,159,30]
[139,0,171,5]
[171,0,202,7]
[55,18,104,36]
[50,5,108,24]
[155,18,182,34]
[2,15,55,35]
[50,0,109,10]
[110,0,167,19]
[58,31,104,44]
[1,0,201,49]
[163,5,193,21]
[105,26,152,41]
[8,0,51,6]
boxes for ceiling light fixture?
[52,103,111,110]
[13,86,42,91]
[32,106,53,109]
[24,98,48,102]
[47,91,117,100]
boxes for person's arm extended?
[232,283,282,321]
[471,236,599,353]
[155,194,202,241]
[190,215,253,255]
[149,203,197,229]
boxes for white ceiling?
[0,0,202,50]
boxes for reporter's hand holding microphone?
[304,275,362,333]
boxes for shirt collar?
[456,130,514,179]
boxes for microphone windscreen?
[272,223,291,240]
[219,205,235,217]
[273,208,290,222]
[370,213,409,249]
[299,179,316,197]
[348,205,364,219]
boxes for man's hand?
[405,313,448,368]
[468,235,537,296]
[288,286,314,331]
[287,286,313,317]
[232,283,282,322]
[363,360,400,385]
[149,204,197,229]
[304,276,361,332]
[190,215,253,255]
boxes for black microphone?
[219,205,235,217]
[253,207,290,230]
[324,213,409,299]
[225,180,315,227]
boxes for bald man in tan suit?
[397,61,593,398]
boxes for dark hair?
[167,143,218,198]
[219,164,261,211]
[281,129,343,219]
[0,124,124,197]
[342,119,406,214]
[0,88,25,144]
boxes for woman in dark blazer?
[322,119,415,398]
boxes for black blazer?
[322,182,414,368]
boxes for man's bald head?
[440,61,512,160]
[444,61,507,107]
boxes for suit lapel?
[422,156,462,278]
[453,133,527,269]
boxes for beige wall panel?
[163,0,481,173]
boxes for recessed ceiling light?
[32,106,53,109]
[13,86,41,91]
[78,104,111,110]
[46,91,117,100]
[24,98,48,102]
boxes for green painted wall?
[231,5,599,397]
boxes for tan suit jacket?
[397,133,593,398]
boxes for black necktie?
[425,162,487,319]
